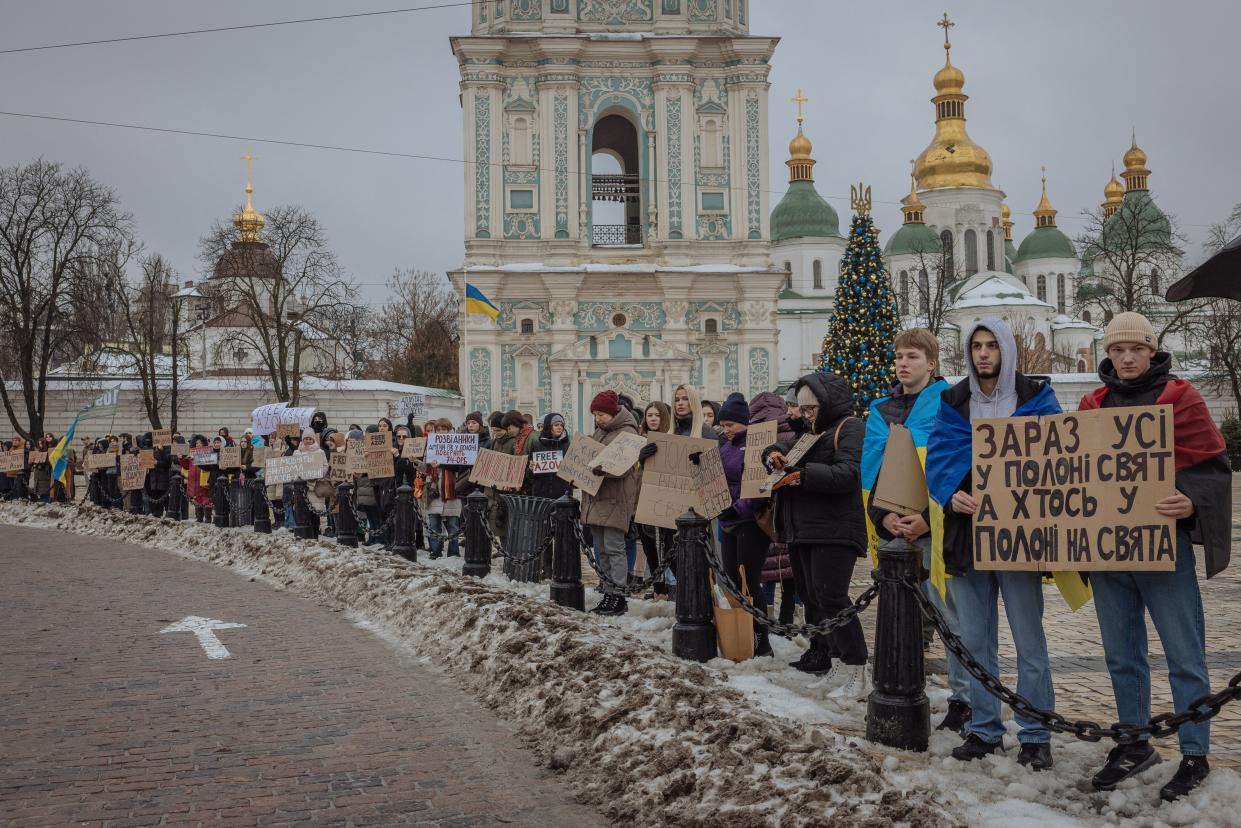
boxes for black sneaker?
[589,594,615,614]
[590,594,627,616]
[1091,741,1162,791]
[1159,756,1209,802]
[936,701,972,734]
[1017,742,1054,771]
[951,733,1002,762]
[793,646,832,676]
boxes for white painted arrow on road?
[160,616,247,659]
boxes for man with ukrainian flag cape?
[925,317,1084,771]
[861,328,968,734]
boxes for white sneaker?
[809,662,848,694]
[826,664,872,701]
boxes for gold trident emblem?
[850,182,872,216]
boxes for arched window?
[1056,273,1067,315]
[512,117,531,165]
[986,229,996,271]
[1036,274,1047,302]
[918,269,930,317]
[520,318,534,335]
[1104,308,1114,324]
[705,318,719,335]
[964,229,979,275]
[1150,268,1160,295]
[899,270,909,315]
[1082,309,1092,324]
[783,261,792,291]
[940,230,954,280]
[813,259,823,290]
[703,118,722,168]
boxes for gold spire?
[1001,202,1014,241]
[1121,131,1150,192]
[233,153,265,243]
[1033,167,1057,228]
[786,89,816,183]
[912,13,995,190]
[1103,164,1125,218]
[902,162,926,224]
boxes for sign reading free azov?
[971,405,1175,572]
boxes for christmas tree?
[820,184,901,416]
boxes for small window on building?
[899,270,909,316]
[919,270,930,317]
[509,189,534,210]
[1149,269,1160,294]
[520,318,534,335]
[1104,309,1114,324]
[701,191,726,212]
[1036,274,1047,302]
[784,261,791,272]
[703,119,722,168]
[1057,273,1067,315]
[704,318,719,335]
[512,117,531,166]
[812,259,823,290]
[986,229,996,270]
[1082,309,1092,324]
[940,230,954,280]
[964,229,979,276]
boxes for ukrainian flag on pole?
[465,283,500,322]
[50,386,121,485]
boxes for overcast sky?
[2,1,1236,305]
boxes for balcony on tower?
[591,113,644,248]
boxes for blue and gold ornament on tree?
[820,183,900,416]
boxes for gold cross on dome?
[792,89,808,124]
[938,12,954,51]
[240,153,257,192]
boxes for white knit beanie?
[1103,312,1156,350]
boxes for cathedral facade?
[447,0,784,430]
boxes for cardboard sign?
[170,442,189,457]
[591,431,647,477]
[218,446,241,469]
[531,450,563,474]
[0,450,24,472]
[27,450,48,464]
[86,453,116,471]
[760,433,822,494]
[365,450,395,479]
[469,448,527,490]
[365,432,392,452]
[189,447,218,467]
[345,440,368,474]
[401,437,426,459]
[152,429,172,447]
[274,423,303,443]
[120,454,146,491]
[250,446,268,467]
[425,433,478,465]
[329,452,348,482]
[871,424,928,516]
[251,402,289,435]
[556,435,606,496]
[397,394,426,418]
[265,452,328,485]
[740,420,779,499]
[972,406,1176,572]
[634,432,719,529]
[691,446,732,520]
[137,449,156,470]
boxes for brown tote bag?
[711,565,756,662]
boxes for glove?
[764,449,787,472]
[772,470,802,490]
[638,443,657,464]
[719,506,738,522]
[591,465,606,477]
[687,451,702,466]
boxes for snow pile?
[5,502,1240,827]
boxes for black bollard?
[292,481,312,539]
[166,474,181,520]
[865,538,930,752]
[235,477,253,527]
[212,475,230,528]
[336,481,359,549]
[672,509,717,662]
[251,478,271,534]
[550,494,585,611]
[462,489,491,578]
[391,484,415,560]
[127,487,144,515]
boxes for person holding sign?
[862,329,969,732]
[1078,313,1230,800]
[635,402,676,598]
[926,318,1066,770]
[423,419,465,558]
[182,435,214,522]
[762,372,869,697]
[580,391,642,616]
[529,413,572,500]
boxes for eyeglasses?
[800,404,819,416]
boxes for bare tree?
[362,268,460,390]
[0,160,132,439]
[1186,202,1241,413]
[1008,316,1054,374]
[198,205,356,405]
[895,243,970,337]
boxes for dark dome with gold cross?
[213,155,280,281]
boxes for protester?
[142,432,173,518]
[424,418,463,558]
[784,387,800,421]
[717,392,772,657]
[701,398,720,435]
[749,391,798,625]
[635,401,675,598]
[184,435,213,522]
[1078,312,1231,800]
[30,437,52,503]
[581,391,641,616]
[926,318,1067,770]
[861,328,969,732]
[355,426,385,545]
[530,413,571,501]
[295,427,324,538]
[764,372,870,699]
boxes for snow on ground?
[4,501,1239,827]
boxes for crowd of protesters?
[2,311,1228,800]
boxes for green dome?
[1014,226,1076,263]
[771,180,840,241]
[884,222,942,256]
[1101,190,1172,250]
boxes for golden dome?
[1001,202,1011,220]
[1121,132,1151,192]
[785,90,817,183]
[1104,174,1124,201]
[1123,139,1147,171]
[232,153,265,243]
[901,170,926,224]
[789,127,813,161]
[933,56,965,96]
[1033,168,1057,227]
[1001,203,1014,241]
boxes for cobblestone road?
[0,526,604,827]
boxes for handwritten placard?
[120,454,146,491]
[0,451,24,472]
[531,450,563,474]
[469,448,527,490]
[152,429,172,447]
[365,450,395,479]
[425,433,479,465]
[760,433,822,494]
[218,446,241,469]
[250,446,268,467]
[591,431,647,477]
[189,447,218,467]
[401,437,426,459]
[691,446,732,520]
[346,439,367,474]
[365,432,391,453]
[329,452,348,482]
[137,449,156,470]
[171,442,189,457]
[740,420,778,499]
[27,450,48,464]
[265,452,328,485]
[634,432,718,529]
[85,453,116,471]
[397,394,426,418]
[274,423,303,443]
[556,435,606,496]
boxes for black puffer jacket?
[530,413,571,500]
[767,372,866,554]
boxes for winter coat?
[579,407,642,531]
[749,392,796,443]
[767,372,866,554]
[31,456,52,498]
[761,544,793,583]
[719,427,756,529]
[529,414,571,500]
[674,413,717,441]
[183,456,213,507]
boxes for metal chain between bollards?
[906,576,1241,743]
[572,520,670,596]
[296,483,329,518]
[410,498,464,543]
[696,535,879,639]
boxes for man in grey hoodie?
[928,318,1062,771]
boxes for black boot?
[951,733,1002,762]
[793,644,832,675]
[755,627,773,658]
[1159,756,1209,802]
[1017,742,1054,771]
[936,700,972,734]
[1091,741,1161,791]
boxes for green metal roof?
[883,221,942,256]
[1014,225,1076,263]
[771,180,840,242]
[1101,190,1172,250]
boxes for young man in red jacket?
[1080,312,1231,801]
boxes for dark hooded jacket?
[530,413,572,500]
[766,372,865,552]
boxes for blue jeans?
[428,513,460,557]
[949,568,1054,744]
[1091,532,1210,756]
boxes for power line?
[0,108,1216,228]
[0,1,484,55]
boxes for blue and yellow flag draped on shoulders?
[924,382,1091,611]
[465,283,500,322]
[861,380,950,567]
